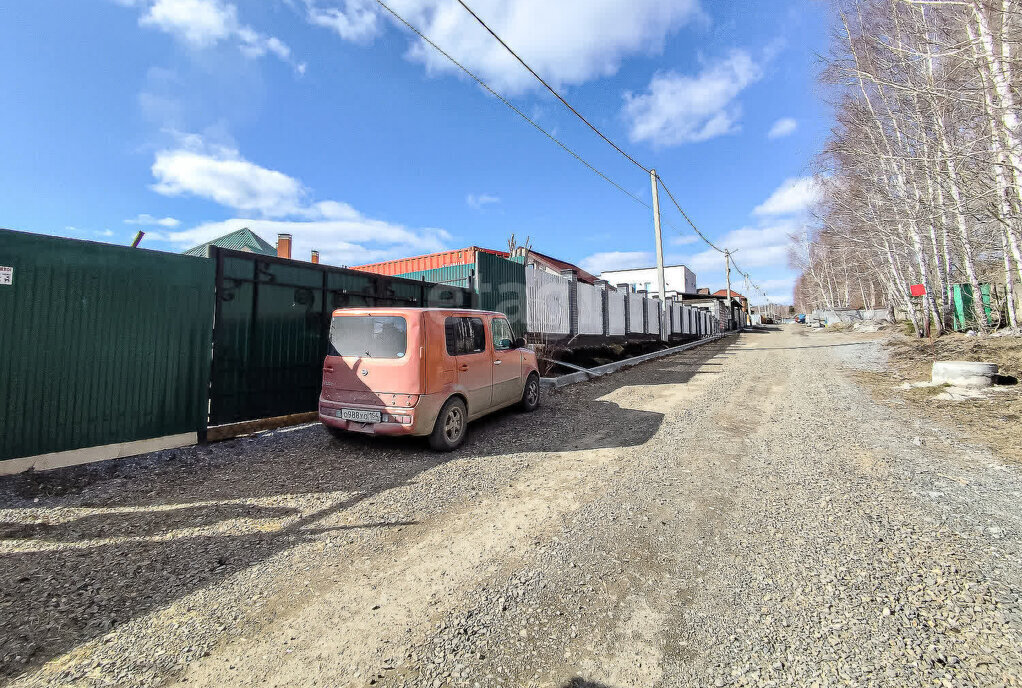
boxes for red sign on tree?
[909,284,926,297]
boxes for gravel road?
[1,325,1019,687]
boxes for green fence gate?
[475,251,527,338]
[209,248,474,425]
[0,229,215,463]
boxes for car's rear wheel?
[429,397,468,451]
[520,373,540,412]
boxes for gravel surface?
[1,325,1019,687]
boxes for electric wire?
[453,0,650,175]
[377,0,768,300]
[372,0,650,211]
[452,0,727,258]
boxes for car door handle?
[459,364,470,371]
[493,360,502,365]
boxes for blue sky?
[0,0,831,303]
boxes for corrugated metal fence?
[209,247,474,425]
[475,252,527,338]
[526,267,570,335]
[576,281,603,335]
[391,264,474,289]
[0,229,215,462]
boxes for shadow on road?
[561,679,617,688]
[0,335,739,678]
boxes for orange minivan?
[318,308,541,450]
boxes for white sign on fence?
[0,266,12,286]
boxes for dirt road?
[2,326,1020,687]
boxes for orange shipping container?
[352,247,509,276]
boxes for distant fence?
[0,229,215,466]
[382,251,727,344]
[526,267,570,335]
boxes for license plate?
[340,408,381,423]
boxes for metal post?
[650,169,666,303]
[724,250,733,332]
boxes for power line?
[453,0,650,175]
[655,178,725,254]
[453,0,727,258]
[376,0,768,297]
[372,0,650,211]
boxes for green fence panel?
[475,252,527,338]
[209,249,473,424]
[951,283,995,330]
[0,229,215,462]
[395,264,475,289]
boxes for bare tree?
[798,0,1022,333]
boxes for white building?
[599,265,697,297]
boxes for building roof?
[712,289,746,299]
[183,227,276,257]
[526,249,598,284]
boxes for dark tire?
[429,397,468,451]
[520,373,540,412]
[324,424,346,440]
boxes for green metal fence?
[393,264,475,289]
[209,248,474,425]
[0,229,215,462]
[475,252,528,338]
[951,283,995,331]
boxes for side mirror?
[513,337,526,349]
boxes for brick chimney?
[277,234,292,259]
[310,250,320,264]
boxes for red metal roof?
[352,247,509,276]
[526,250,598,284]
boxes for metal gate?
[209,248,473,425]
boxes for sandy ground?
[1,326,1019,687]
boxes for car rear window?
[329,316,407,358]
[444,317,486,356]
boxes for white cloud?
[670,234,699,246]
[128,0,298,68]
[306,0,379,42]
[579,250,655,275]
[151,143,307,217]
[140,0,234,46]
[125,213,181,227]
[308,0,705,94]
[753,176,821,216]
[166,217,450,266]
[670,218,801,280]
[623,50,763,147]
[148,135,453,266]
[466,193,500,210]
[767,117,797,139]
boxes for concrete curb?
[540,333,732,389]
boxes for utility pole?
[650,169,666,304]
[744,274,750,326]
[724,249,733,331]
